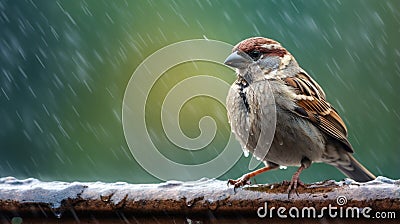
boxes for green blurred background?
[0,0,399,183]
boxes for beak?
[224,51,252,69]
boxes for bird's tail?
[336,154,376,182]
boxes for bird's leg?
[287,165,305,193]
[228,163,278,190]
[286,158,311,197]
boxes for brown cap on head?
[233,37,287,58]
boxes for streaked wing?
[284,73,353,153]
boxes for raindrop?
[243,148,249,157]
[28,86,37,98]
[33,119,43,133]
[1,87,9,100]
[186,218,202,224]
[53,211,62,219]
[100,194,113,202]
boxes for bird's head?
[224,37,295,83]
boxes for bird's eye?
[249,50,261,60]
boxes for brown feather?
[285,74,353,153]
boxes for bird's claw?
[285,177,305,198]
[227,176,251,192]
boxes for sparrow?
[224,37,376,193]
